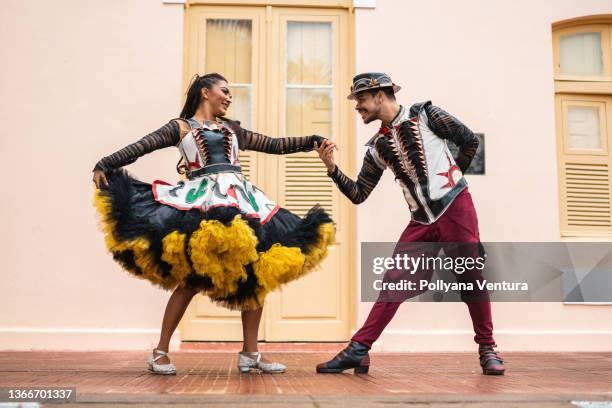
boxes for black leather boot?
[316,341,370,374]
[479,344,505,375]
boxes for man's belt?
[188,164,242,179]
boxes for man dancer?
[314,72,504,375]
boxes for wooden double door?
[179,4,354,341]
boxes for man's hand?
[93,169,109,189]
[314,139,337,173]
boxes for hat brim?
[347,84,401,100]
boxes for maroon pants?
[352,188,495,348]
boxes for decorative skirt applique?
[152,172,279,222]
[93,169,335,311]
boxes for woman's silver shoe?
[147,348,176,375]
[237,352,286,374]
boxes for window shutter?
[562,162,611,230]
[239,151,253,181]
[557,95,612,236]
[283,153,334,217]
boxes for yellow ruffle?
[189,216,258,299]
[161,231,192,283]
[93,190,178,290]
[251,222,336,306]
[94,188,336,311]
[253,244,305,300]
[303,222,335,273]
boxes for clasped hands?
[314,139,337,174]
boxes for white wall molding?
[370,329,612,352]
[0,328,181,351]
[4,327,612,352]
[162,0,374,6]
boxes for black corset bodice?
[196,129,232,165]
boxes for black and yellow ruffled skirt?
[93,170,335,311]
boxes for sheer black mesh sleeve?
[327,149,385,204]
[92,120,181,172]
[424,104,479,173]
[224,119,326,154]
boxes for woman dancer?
[92,73,335,375]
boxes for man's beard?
[362,108,379,124]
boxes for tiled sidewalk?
[0,345,611,407]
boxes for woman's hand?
[314,139,337,173]
[93,170,109,189]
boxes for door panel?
[265,8,350,341]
